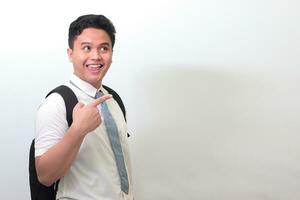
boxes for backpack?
[29,85,127,200]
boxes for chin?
[90,77,103,87]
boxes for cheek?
[106,55,113,65]
[108,59,112,66]
[73,54,86,65]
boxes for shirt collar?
[70,74,103,98]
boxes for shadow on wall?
[129,66,300,200]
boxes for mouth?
[86,63,104,68]
[85,64,104,72]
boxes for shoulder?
[35,92,68,156]
[37,92,66,119]
[102,85,127,121]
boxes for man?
[35,14,133,199]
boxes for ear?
[67,48,73,62]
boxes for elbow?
[35,157,56,187]
[37,173,55,187]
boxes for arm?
[35,94,112,186]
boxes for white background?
[1,0,300,199]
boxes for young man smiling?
[34,15,133,200]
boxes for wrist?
[69,122,88,138]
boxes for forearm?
[35,124,86,186]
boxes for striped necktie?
[95,91,129,194]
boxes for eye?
[82,46,91,51]
[99,46,109,53]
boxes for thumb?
[89,94,112,107]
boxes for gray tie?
[95,91,129,194]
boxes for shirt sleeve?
[35,93,68,157]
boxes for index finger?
[89,94,112,107]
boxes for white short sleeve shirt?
[35,74,133,200]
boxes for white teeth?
[86,64,103,68]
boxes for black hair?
[68,14,116,49]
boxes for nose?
[90,49,102,60]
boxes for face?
[67,28,113,89]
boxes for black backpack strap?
[102,85,130,137]
[29,85,78,200]
[103,85,126,121]
[49,85,125,123]
[29,140,57,200]
[46,85,78,126]
[46,85,78,191]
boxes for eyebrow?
[80,42,110,46]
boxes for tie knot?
[95,91,103,99]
